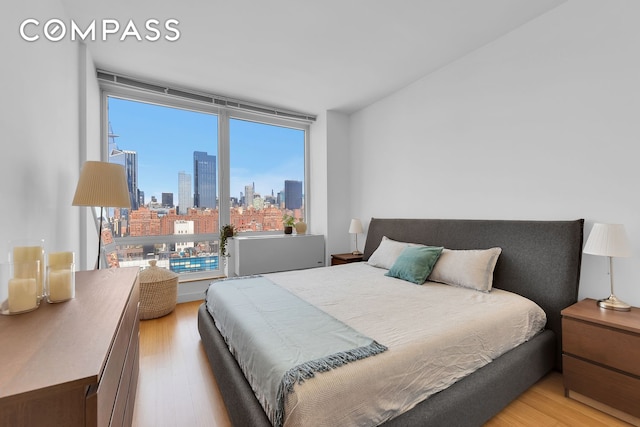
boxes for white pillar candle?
[13,246,44,298]
[47,268,74,302]
[48,251,74,267]
[8,277,37,313]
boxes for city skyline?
[107,97,305,205]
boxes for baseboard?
[177,279,210,303]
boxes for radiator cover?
[228,234,325,277]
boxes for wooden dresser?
[562,298,640,426]
[0,267,140,427]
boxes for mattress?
[206,262,546,426]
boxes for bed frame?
[198,218,584,426]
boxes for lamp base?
[598,295,631,312]
[352,250,363,255]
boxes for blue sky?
[108,97,304,204]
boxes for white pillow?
[367,236,410,269]
[427,247,502,292]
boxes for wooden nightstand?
[331,253,364,266]
[561,298,640,426]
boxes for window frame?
[98,79,311,280]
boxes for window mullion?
[219,110,230,228]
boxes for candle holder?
[46,252,75,303]
[9,239,45,301]
[0,260,41,315]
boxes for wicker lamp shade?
[139,260,178,320]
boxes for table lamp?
[583,223,632,311]
[349,218,363,255]
[72,161,131,269]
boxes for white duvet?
[260,262,546,427]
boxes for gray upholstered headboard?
[363,218,584,369]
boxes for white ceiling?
[60,0,565,115]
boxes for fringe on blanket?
[272,340,388,427]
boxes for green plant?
[282,214,296,227]
[219,224,236,257]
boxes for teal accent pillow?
[385,246,444,284]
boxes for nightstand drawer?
[563,317,640,376]
[331,253,363,266]
[564,355,640,418]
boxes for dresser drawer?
[562,317,640,376]
[88,277,140,427]
[111,314,139,427]
[564,355,640,418]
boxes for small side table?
[561,298,640,425]
[331,252,364,266]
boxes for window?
[229,117,306,231]
[100,76,311,279]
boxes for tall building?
[125,153,139,210]
[284,180,302,210]
[109,125,139,211]
[178,171,193,215]
[277,190,285,208]
[244,183,255,209]
[162,193,174,208]
[193,151,216,209]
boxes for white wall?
[326,111,353,257]
[77,45,102,271]
[309,110,353,263]
[309,112,330,260]
[0,0,99,270]
[349,0,640,306]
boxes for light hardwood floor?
[132,300,632,427]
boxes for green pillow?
[385,246,443,284]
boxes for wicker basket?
[139,260,178,320]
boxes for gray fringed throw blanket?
[205,275,387,427]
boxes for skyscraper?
[162,193,174,208]
[109,128,139,211]
[193,151,216,209]
[178,171,193,215]
[244,183,255,209]
[277,190,285,208]
[284,180,303,210]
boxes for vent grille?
[96,70,316,122]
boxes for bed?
[198,218,584,426]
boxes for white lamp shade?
[72,161,131,208]
[349,218,363,234]
[583,223,632,258]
